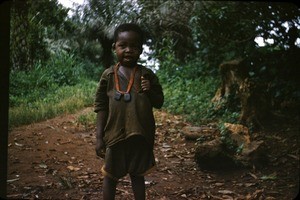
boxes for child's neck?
[120,62,136,68]
[119,64,137,79]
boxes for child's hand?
[141,76,150,91]
[95,138,106,158]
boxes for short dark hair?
[113,23,144,45]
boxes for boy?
[94,23,164,200]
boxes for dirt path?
[7,107,299,199]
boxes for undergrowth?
[9,44,239,129]
[9,80,97,129]
[155,38,236,125]
[9,52,100,129]
[76,111,96,131]
[161,76,220,125]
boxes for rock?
[182,126,217,140]
[194,138,236,170]
[194,123,268,170]
[223,123,268,167]
[224,123,250,147]
[237,140,268,167]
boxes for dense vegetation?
[9,0,300,128]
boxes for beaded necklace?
[113,62,138,102]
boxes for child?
[94,23,164,200]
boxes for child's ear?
[112,43,116,51]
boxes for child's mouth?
[124,56,133,61]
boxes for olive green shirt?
[94,64,164,147]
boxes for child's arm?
[95,111,107,157]
[94,69,110,157]
[142,73,164,109]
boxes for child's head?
[113,23,144,47]
[113,23,144,66]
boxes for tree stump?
[212,58,272,129]
[182,126,218,140]
[194,138,237,170]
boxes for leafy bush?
[80,59,105,81]
[156,42,221,125]
[9,51,101,128]
[45,52,86,86]
[161,75,220,125]
[9,52,86,107]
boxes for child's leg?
[103,176,117,200]
[130,174,145,200]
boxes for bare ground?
[6,107,299,199]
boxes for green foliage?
[76,112,96,131]
[10,0,70,70]
[9,49,98,128]
[161,76,219,125]
[44,52,86,86]
[219,123,238,154]
[209,91,241,124]
[9,80,97,128]
[138,0,195,62]
[189,1,300,66]
[155,37,178,81]
[244,47,300,111]
[156,37,242,125]
[9,52,86,107]
[157,41,221,125]
[78,0,142,68]
[80,59,105,81]
[8,1,300,129]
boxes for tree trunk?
[99,36,113,68]
[10,0,31,71]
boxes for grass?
[76,111,97,131]
[9,80,97,129]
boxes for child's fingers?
[141,79,150,91]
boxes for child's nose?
[125,47,133,52]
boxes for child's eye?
[118,44,126,48]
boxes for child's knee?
[104,175,118,185]
[130,174,144,181]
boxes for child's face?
[113,31,142,67]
